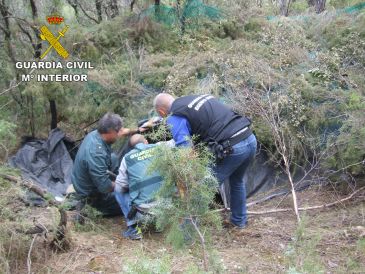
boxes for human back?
[124,142,163,207]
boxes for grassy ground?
[14,185,363,274]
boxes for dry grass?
[14,184,363,274]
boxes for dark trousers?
[213,134,257,227]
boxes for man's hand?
[118,127,149,136]
[140,119,154,129]
[141,117,162,129]
[118,128,131,137]
[111,181,116,192]
[138,127,149,133]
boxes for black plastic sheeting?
[219,145,294,208]
[8,127,296,206]
[246,146,289,198]
[9,128,74,197]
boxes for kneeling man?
[114,134,169,240]
[71,112,143,216]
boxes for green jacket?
[124,143,163,206]
[72,130,113,197]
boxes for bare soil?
[24,185,365,273]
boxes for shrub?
[148,143,222,271]
[0,120,17,162]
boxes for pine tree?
[148,141,222,271]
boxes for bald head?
[153,93,175,117]
[129,134,147,147]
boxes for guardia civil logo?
[40,14,69,59]
[17,13,94,82]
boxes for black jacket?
[170,94,251,144]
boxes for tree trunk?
[109,0,119,18]
[154,0,160,17]
[279,0,291,16]
[308,0,326,13]
[130,0,136,11]
[49,100,58,130]
[95,0,103,23]
[176,0,186,34]
[315,0,326,13]
[29,0,42,58]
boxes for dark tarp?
[9,128,73,197]
[219,143,310,208]
[8,125,307,208]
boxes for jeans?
[213,134,257,227]
[114,191,137,226]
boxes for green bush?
[148,142,222,271]
[0,120,17,162]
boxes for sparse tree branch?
[27,234,37,274]
[190,217,209,271]
[77,1,100,23]
[214,186,365,215]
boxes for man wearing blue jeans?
[114,134,173,239]
[153,93,257,228]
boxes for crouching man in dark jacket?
[153,93,257,228]
[72,112,143,216]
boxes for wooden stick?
[214,186,365,215]
[27,234,37,274]
[0,174,46,196]
[190,217,209,272]
[0,173,59,205]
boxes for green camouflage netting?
[141,0,222,28]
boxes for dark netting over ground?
[9,128,74,198]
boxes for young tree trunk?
[0,0,24,106]
[109,0,119,18]
[308,0,326,13]
[279,0,292,16]
[49,100,58,130]
[95,0,103,22]
[176,0,186,34]
[154,0,160,16]
[29,0,42,57]
[315,0,326,13]
[30,0,58,134]
[190,218,209,272]
[130,0,136,11]
[283,156,301,222]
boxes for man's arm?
[118,126,148,137]
[115,157,129,193]
[88,152,114,193]
[166,115,192,147]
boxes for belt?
[223,127,252,148]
